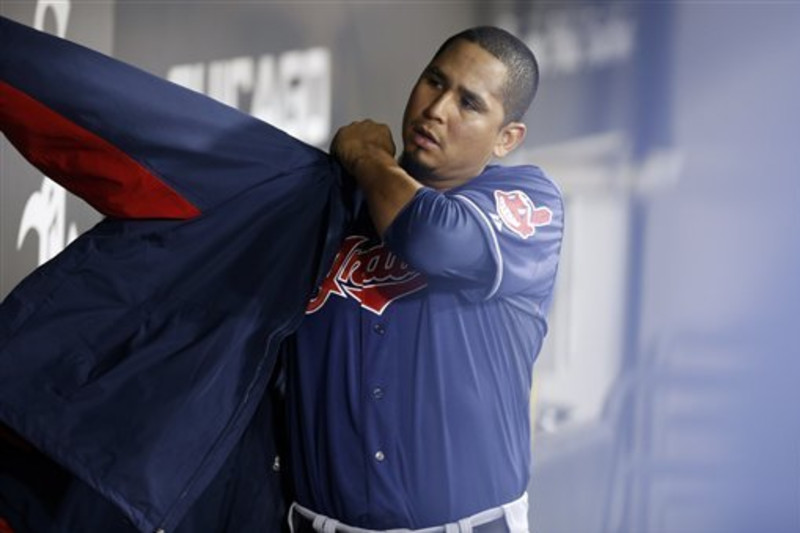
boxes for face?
[400,39,526,190]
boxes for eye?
[461,96,479,111]
[425,74,444,89]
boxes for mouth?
[410,125,440,149]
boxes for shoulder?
[450,164,562,205]
[449,164,564,232]
[471,164,561,196]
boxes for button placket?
[364,316,389,469]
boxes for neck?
[399,154,484,191]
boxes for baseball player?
[285,27,564,532]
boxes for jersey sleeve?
[383,165,564,303]
[0,16,325,219]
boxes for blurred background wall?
[2,1,799,531]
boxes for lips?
[411,125,440,149]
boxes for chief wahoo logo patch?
[494,190,553,239]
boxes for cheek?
[453,123,497,154]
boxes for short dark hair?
[434,26,539,124]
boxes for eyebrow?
[425,65,489,112]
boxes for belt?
[288,501,519,533]
[290,513,509,533]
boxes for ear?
[492,122,527,159]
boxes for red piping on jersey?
[0,81,200,219]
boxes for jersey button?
[374,450,385,462]
[372,323,385,335]
[372,386,384,399]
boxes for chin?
[399,152,434,180]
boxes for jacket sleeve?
[383,165,564,302]
[0,16,324,219]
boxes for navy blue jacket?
[0,17,352,532]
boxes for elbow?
[387,194,489,277]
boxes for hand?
[329,120,420,235]
[330,120,396,176]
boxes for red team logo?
[494,190,552,239]
[306,236,427,316]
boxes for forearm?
[350,149,422,236]
[330,119,423,235]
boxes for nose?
[423,91,450,122]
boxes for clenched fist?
[330,120,396,176]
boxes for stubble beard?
[399,150,435,184]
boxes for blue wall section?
[530,3,800,532]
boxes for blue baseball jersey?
[286,164,564,529]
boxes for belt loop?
[457,518,472,533]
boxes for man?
[286,27,563,533]
[0,18,560,533]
